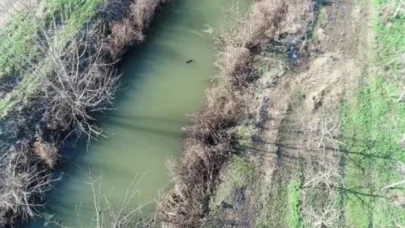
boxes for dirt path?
[254,0,372,226]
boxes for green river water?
[28,0,249,227]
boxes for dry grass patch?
[108,0,168,56]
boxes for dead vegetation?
[157,0,373,226]
[108,0,168,56]
[0,146,54,227]
[42,30,119,137]
[0,0,168,226]
[243,0,366,224]
[29,0,168,138]
[32,134,59,169]
[48,175,152,228]
[301,116,344,227]
[157,55,245,226]
[156,0,314,227]
[217,0,313,48]
[87,179,147,228]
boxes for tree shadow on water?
[105,117,185,139]
[108,113,187,125]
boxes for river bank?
[0,0,167,226]
[2,0,405,226]
[28,0,252,227]
[156,0,315,226]
[157,0,405,227]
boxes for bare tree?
[317,114,343,151]
[302,159,344,227]
[48,174,152,228]
[42,33,119,138]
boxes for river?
[28,0,249,226]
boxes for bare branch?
[0,146,56,225]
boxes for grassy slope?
[207,0,405,226]
[0,0,102,118]
[207,89,307,227]
[340,0,405,226]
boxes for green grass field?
[339,0,405,226]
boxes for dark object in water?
[186,59,194,64]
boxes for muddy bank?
[0,0,168,226]
[156,0,315,226]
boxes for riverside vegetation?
[1,0,405,227]
[157,0,315,226]
[157,0,405,227]
[0,0,168,226]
